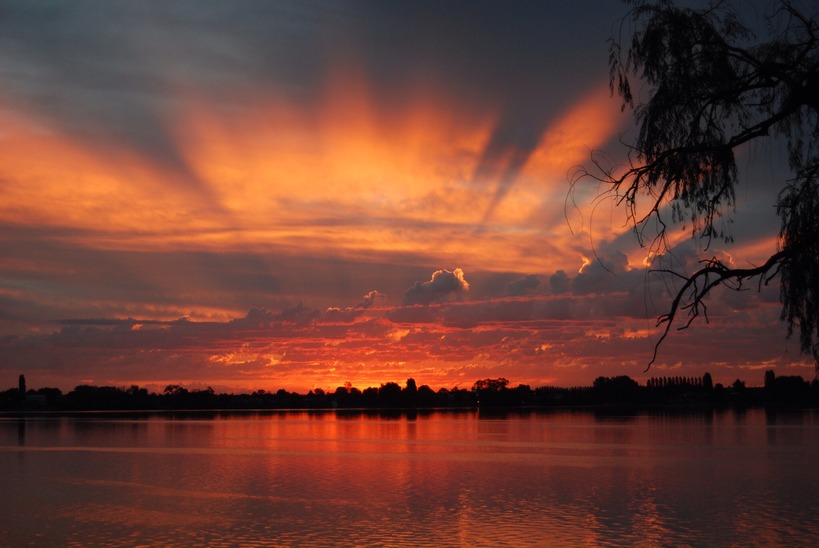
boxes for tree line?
[2,370,819,412]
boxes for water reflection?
[0,409,818,546]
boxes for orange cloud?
[161,74,624,274]
[0,101,224,253]
[0,71,625,280]
[479,81,623,229]
[523,81,622,179]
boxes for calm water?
[1,408,819,547]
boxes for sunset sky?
[0,1,812,393]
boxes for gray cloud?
[320,290,385,324]
[572,245,630,296]
[357,290,385,309]
[506,274,540,296]
[550,270,570,294]
[233,304,320,328]
[402,268,470,306]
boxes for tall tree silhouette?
[580,0,819,368]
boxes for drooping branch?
[647,249,789,369]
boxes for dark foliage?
[577,0,819,368]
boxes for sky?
[0,0,813,394]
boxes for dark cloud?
[357,290,385,309]
[319,307,361,325]
[233,304,320,328]
[549,270,570,294]
[54,317,187,328]
[0,223,435,332]
[572,245,630,295]
[402,268,470,306]
[385,305,441,325]
[320,290,385,324]
[506,274,540,296]
[440,299,538,328]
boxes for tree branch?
[646,250,790,369]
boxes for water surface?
[2,408,818,546]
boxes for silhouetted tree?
[405,378,417,393]
[189,387,217,408]
[362,386,379,406]
[764,370,811,404]
[416,384,437,406]
[164,384,188,397]
[378,382,403,407]
[334,386,349,405]
[404,378,418,406]
[703,372,713,391]
[35,387,62,404]
[68,385,133,409]
[581,0,819,368]
[471,378,511,406]
[18,374,25,401]
[765,369,777,389]
[512,384,534,406]
[593,375,642,404]
[472,378,509,392]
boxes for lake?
[1,408,819,547]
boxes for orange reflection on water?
[5,410,819,546]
